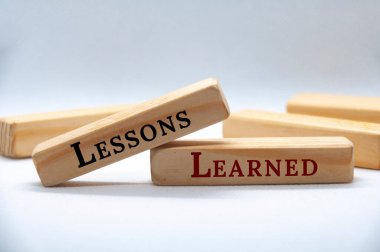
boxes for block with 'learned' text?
[150,137,354,185]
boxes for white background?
[1,1,380,251]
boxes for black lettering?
[70,141,96,168]
[125,130,140,149]
[110,135,125,154]
[157,116,176,136]
[140,124,157,141]
[176,110,191,129]
[94,141,111,160]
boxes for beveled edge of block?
[208,78,231,119]
[286,93,311,112]
[33,162,56,187]
[178,77,230,121]
[376,134,380,170]
[150,148,167,186]
[153,137,355,150]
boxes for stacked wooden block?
[1,78,379,186]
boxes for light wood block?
[33,78,230,186]
[151,137,354,185]
[287,93,380,123]
[223,110,380,169]
[0,104,133,158]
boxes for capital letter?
[140,124,157,142]
[247,160,262,176]
[157,116,176,136]
[94,141,111,160]
[176,110,191,129]
[302,159,318,176]
[229,160,244,177]
[265,160,281,176]
[191,152,211,177]
[70,141,96,168]
[214,160,226,177]
[285,159,298,176]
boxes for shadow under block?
[223,110,380,169]
[0,104,134,158]
[150,137,354,185]
[287,93,380,123]
[32,78,230,186]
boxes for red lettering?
[247,160,262,176]
[214,160,226,177]
[285,159,298,176]
[302,159,318,176]
[229,160,244,177]
[191,152,211,177]
[265,160,281,176]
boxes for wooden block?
[223,110,380,169]
[0,104,134,158]
[287,93,380,123]
[33,78,230,186]
[151,137,354,185]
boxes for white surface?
[1,1,380,251]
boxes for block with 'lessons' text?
[33,78,230,186]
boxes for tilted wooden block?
[33,78,230,186]
[0,104,133,158]
[223,110,380,169]
[151,137,354,185]
[287,93,380,123]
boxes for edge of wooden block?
[377,134,380,170]
[210,78,230,118]
[0,118,15,157]
[150,148,167,186]
[154,137,354,149]
[286,93,380,123]
[286,93,305,112]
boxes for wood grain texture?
[0,104,133,158]
[33,78,230,186]
[151,137,354,185]
[223,110,380,169]
[287,93,380,123]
